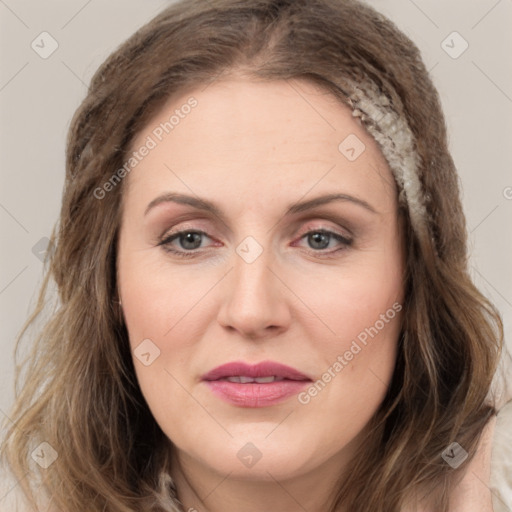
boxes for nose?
[216,243,291,340]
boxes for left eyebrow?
[286,193,378,215]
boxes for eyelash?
[158,227,353,259]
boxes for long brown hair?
[1,0,503,510]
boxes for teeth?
[255,376,278,383]
[225,376,283,383]
[226,376,252,383]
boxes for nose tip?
[216,245,291,339]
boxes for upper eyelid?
[159,219,352,237]
[151,206,360,233]
[158,214,354,237]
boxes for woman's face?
[117,78,405,481]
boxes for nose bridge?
[217,235,290,336]
[232,236,276,311]
[233,240,271,297]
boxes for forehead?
[124,78,397,215]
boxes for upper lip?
[201,361,312,381]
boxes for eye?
[293,229,353,256]
[158,230,214,257]
[158,227,353,259]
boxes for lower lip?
[203,380,310,407]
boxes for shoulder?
[0,469,57,512]
[0,473,28,512]
[446,350,512,512]
[488,348,512,511]
[490,397,512,512]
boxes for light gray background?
[1,0,511,420]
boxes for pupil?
[310,232,329,249]
[181,232,201,249]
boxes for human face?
[117,77,405,483]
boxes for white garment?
[490,349,512,512]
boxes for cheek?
[119,253,207,345]
[293,250,403,416]
[119,263,206,438]
[301,278,402,407]
[293,250,403,354]
[296,285,401,451]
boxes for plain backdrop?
[1,0,511,420]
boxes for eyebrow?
[144,192,378,218]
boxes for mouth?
[201,361,312,407]
[220,376,291,383]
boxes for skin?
[116,77,494,511]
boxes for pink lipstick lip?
[201,361,312,382]
[201,361,312,407]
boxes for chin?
[172,427,339,482]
